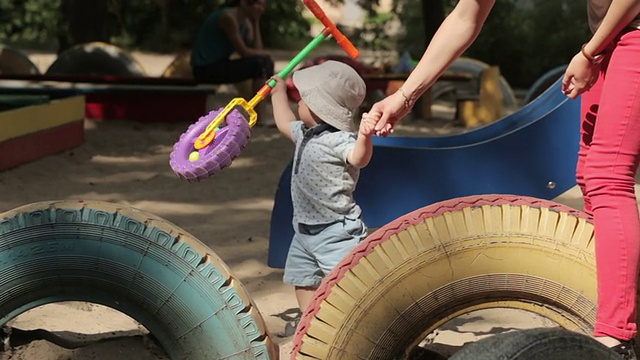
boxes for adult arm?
[585,0,640,57]
[563,0,640,98]
[372,0,495,136]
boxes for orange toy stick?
[303,0,359,59]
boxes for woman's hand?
[370,90,412,137]
[562,52,600,99]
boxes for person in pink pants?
[565,14,640,360]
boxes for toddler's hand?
[270,76,285,95]
[359,112,377,137]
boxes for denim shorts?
[283,217,367,288]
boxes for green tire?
[0,200,278,360]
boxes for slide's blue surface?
[268,78,581,268]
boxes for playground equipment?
[524,65,568,104]
[0,42,217,124]
[0,95,85,171]
[290,194,600,359]
[454,65,503,127]
[46,42,147,77]
[0,200,278,360]
[0,77,622,359]
[169,0,359,182]
[434,57,518,110]
[0,37,606,358]
[449,328,622,360]
[0,44,40,75]
[268,77,581,268]
[161,50,193,78]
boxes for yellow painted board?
[0,95,85,142]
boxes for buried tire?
[0,200,278,360]
[449,327,620,360]
[291,194,598,360]
[46,42,146,76]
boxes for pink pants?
[577,28,640,341]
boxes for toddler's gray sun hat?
[292,60,366,132]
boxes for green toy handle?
[266,28,330,88]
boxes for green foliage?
[108,0,310,51]
[348,11,397,52]
[0,0,60,46]
[0,0,310,52]
[108,0,215,51]
[394,0,424,59]
[0,0,592,84]
[381,0,591,87]
[463,0,531,86]
[260,0,311,49]
[464,0,590,87]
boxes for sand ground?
[0,49,596,359]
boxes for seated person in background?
[191,0,274,124]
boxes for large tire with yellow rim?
[290,194,598,360]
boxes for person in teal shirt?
[191,0,274,123]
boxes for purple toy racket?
[169,108,251,182]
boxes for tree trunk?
[421,0,444,46]
[58,0,110,53]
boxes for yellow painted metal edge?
[0,95,85,142]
